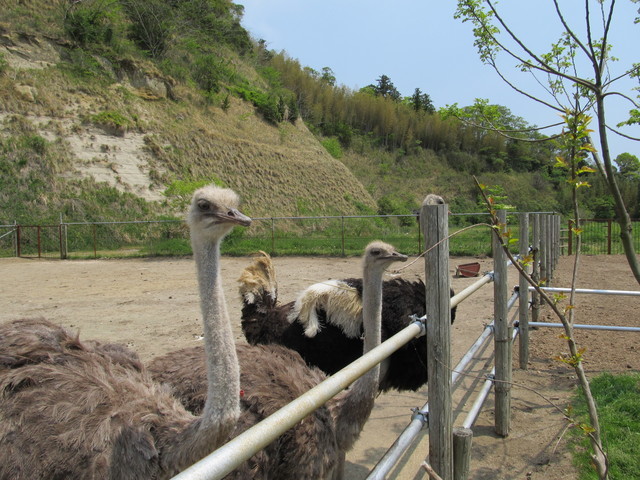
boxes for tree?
[370,74,401,101]
[615,152,640,179]
[455,0,640,284]
[407,88,436,114]
[321,67,336,86]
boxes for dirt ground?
[1,253,638,479]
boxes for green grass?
[571,372,640,479]
[0,215,529,259]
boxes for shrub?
[63,0,115,46]
[192,54,236,93]
[91,111,131,135]
[0,53,7,75]
[321,137,343,159]
[120,0,173,58]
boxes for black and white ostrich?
[239,190,455,393]
[239,253,456,393]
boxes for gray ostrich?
[0,185,251,479]
[149,240,407,479]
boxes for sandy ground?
[1,253,638,479]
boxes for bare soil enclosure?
[1,254,638,479]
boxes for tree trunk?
[591,96,640,284]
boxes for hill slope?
[0,25,377,223]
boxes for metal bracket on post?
[409,314,428,337]
[411,406,430,429]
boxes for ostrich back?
[0,318,217,480]
[240,276,457,392]
[149,343,339,480]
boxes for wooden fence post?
[453,427,473,480]
[518,213,530,370]
[493,209,511,436]
[547,213,556,281]
[539,215,547,284]
[422,201,453,479]
[531,215,540,324]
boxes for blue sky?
[239,1,639,159]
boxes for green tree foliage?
[62,0,118,47]
[120,0,173,58]
[615,152,640,179]
[370,74,401,101]
[265,51,555,172]
[406,88,435,114]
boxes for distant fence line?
[1,214,638,259]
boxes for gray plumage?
[149,240,408,479]
[0,185,251,479]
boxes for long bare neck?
[332,265,383,452]
[165,239,240,471]
[196,241,240,430]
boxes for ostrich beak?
[384,251,408,263]
[215,208,252,227]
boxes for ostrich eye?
[197,200,211,211]
[371,249,381,256]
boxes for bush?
[63,0,115,46]
[321,137,343,159]
[120,0,173,58]
[91,110,131,135]
[591,196,616,219]
[0,53,8,75]
[192,54,236,93]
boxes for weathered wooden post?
[518,213,530,369]
[555,215,561,269]
[493,209,511,436]
[452,427,473,480]
[545,213,554,283]
[539,214,548,284]
[531,214,540,324]
[422,200,453,479]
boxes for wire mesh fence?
[1,214,635,259]
[567,218,640,255]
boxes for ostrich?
[149,240,407,479]
[238,255,456,392]
[0,185,251,479]
[239,192,454,392]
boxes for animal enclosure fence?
[167,210,577,480]
[3,213,637,259]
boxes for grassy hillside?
[1,0,632,228]
[0,20,376,224]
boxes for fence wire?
[2,215,635,259]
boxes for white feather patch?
[288,280,363,338]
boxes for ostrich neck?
[165,238,241,471]
[195,240,241,430]
[332,267,383,452]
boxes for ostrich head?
[422,194,445,207]
[362,241,408,276]
[188,185,252,243]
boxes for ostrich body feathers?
[239,253,456,392]
[0,318,223,480]
[149,343,339,480]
